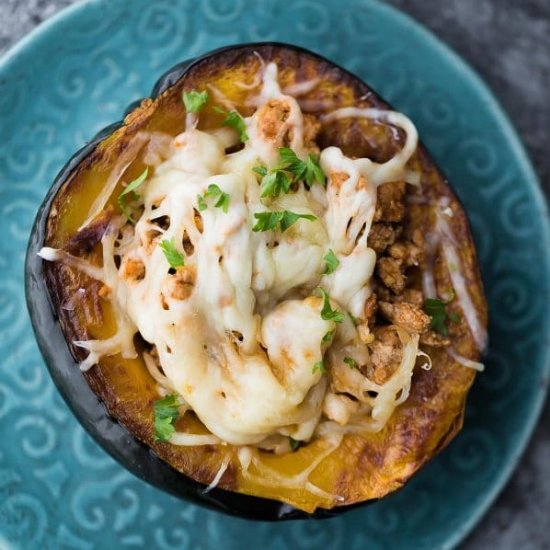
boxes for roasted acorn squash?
[26,43,487,519]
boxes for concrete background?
[1,0,549,548]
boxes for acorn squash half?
[26,43,487,519]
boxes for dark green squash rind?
[25,42,486,519]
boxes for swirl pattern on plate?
[0,0,549,548]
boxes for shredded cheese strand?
[170,432,221,446]
[203,453,232,493]
[320,107,419,185]
[447,347,485,372]
[79,132,149,230]
[38,247,105,281]
[282,78,321,97]
[423,209,488,352]
[243,435,344,502]
[143,352,174,389]
[441,238,487,351]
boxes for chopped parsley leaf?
[288,437,300,451]
[252,210,316,232]
[279,211,316,231]
[304,153,326,188]
[119,168,149,199]
[251,211,282,232]
[252,166,268,177]
[278,147,304,174]
[160,238,185,268]
[343,357,357,369]
[214,106,248,142]
[322,249,340,275]
[118,201,136,224]
[312,360,326,374]
[279,147,326,188]
[319,288,345,323]
[423,289,460,335]
[322,329,335,343]
[182,90,208,113]
[259,169,292,198]
[117,168,149,223]
[423,298,448,335]
[197,194,208,211]
[153,393,181,441]
[253,148,326,199]
[214,191,231,213]
[197,184,231,213]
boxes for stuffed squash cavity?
[34,44,487,514]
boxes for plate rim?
[372,3,550,548]
[1,0,550,548]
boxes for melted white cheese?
[41,62,425,447]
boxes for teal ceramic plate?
[1,0,549,548]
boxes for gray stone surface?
[0,0,74,53]
[1,1,549,548]
[388,0,550,199]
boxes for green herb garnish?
[197,194,208,211]
[322,329,335,343]
[448,311,460,324]
[312,361,327,374]
[160,238,185,268]
[118,201,136,224]
[214,106,248,142]
[119,168,149,199]
[251,211,281,232]
[117,168,149,223]
[423,292,459,336]
[197,184,231,213]
[253,148,326,199]
[423,298,448,335]
[153,393,181,441]
[319,288,345,323]
[182,90,208,113]
[322,249,340,275]
[279,211,316,231]
[252,166,268,177]
[252,210,317,232]
[289,437,300,451]
[278,147,326,188]
[343,357,357,369]
[253,165,292,198]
